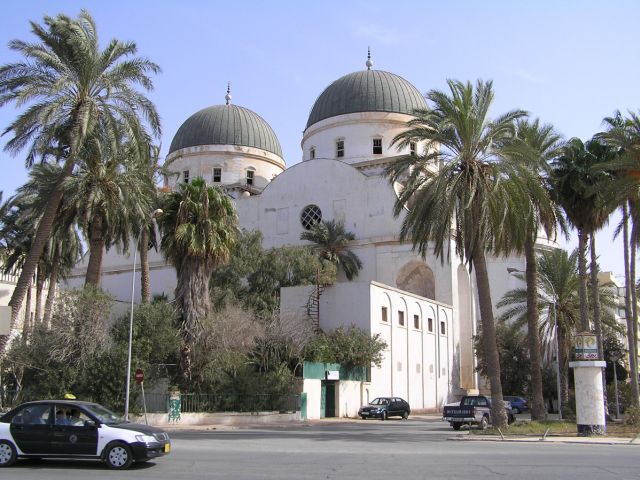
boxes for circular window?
[300,205,322,230]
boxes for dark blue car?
[504,396,528,414]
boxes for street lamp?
[507,267,562,420]
[124,208,163,421]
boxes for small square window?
[183,170,190,184]
[427,318,433,332]
[440,320,446,335]
[213,168,222,183]
[398,311,405,327]
[373,138,382,154]
[336,140,344,158]
[310,147,316,160]
[381,306,388,323]
[410,142,417,156]
[246,170,254,186]
[413,314,420,330]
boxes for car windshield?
[370,398,389,405]
[83,404,123,425]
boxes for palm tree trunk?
[577,228,590,332]
[140,227,151,304]
[85,213,105,286]
[35,265,45,324]
[176,258,212,382]
[631,236,640,407]
[43,247,61,327]
[5,157,76,353]
[23,281,32,338]
[622,204,640,407]
[557,324,570,413]
[473,248,507,428]
[524,235,546,420]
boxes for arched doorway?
[396,261,435,299]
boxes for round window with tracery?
[300,205,322,230]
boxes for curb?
[448,434,640,445]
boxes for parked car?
[504,396,529,414]
[358,397,410,420]
[443,395,515,430]
[0,400,171,469]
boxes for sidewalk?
[451,432,640,445]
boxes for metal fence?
[144,393,300,414]
[0,390,300,414]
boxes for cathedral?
[66,53,550,418]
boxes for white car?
[0,400,170,469]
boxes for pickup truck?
[443,395,515,430]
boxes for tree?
[498,248,620,413]
[385,79,529,428]
[599,110,640,407]
[0,10,160,346]
[300,219,362,281]
[158,177,238,381]
[551,138,616,339]
[64,130,157,286]
[506,118,565,421]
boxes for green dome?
[305,70,427,130]
[169,104,283,157]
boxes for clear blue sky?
[1,1,639,280]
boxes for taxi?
[0,400,170,469]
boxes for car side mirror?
[84,420,97,428]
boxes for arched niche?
[396,261,435,299]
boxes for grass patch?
[469,420,640,438]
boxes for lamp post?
[124,208,163,421]
[507,267,562,419]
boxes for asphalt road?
[6,417,640,479]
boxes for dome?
[305,70,427,130]
[169,104,283,157]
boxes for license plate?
[361,412,369,416]
[164,443,171,453]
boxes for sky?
[0,0,639,281]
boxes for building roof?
[169,104,283,157]
[305,70,427,130]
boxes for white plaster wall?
[570,362,606,427]
[337,380,363,418]
[164,144,285,191]
[303,379,322,420]
[301,112,423,165]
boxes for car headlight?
[135,434,157,443]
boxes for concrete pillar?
[569,360,606,436]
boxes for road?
[7,417,639,479]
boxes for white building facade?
[65,55,547,417]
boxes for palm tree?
[499,248,619,413]
[0,10,160,344]
[64,129,157,286]
[158,177,238,381]
[505,118,565,421]
[599,111,640,407]
[300,219,362,281]
[551,139,616,336]
[385,79,531,428]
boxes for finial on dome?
[225,82,232,105]
[366,47,373,70]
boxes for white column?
[569,361,606,436]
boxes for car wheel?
[512,407,520,414]
[380,411,387,421]
[508,414,515,425]
[452,422,462,431]
[480,415,489,430]
[0,440,17,467]
[402,410,409,420]
[361,416,367,420]
[104,442,133,470]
